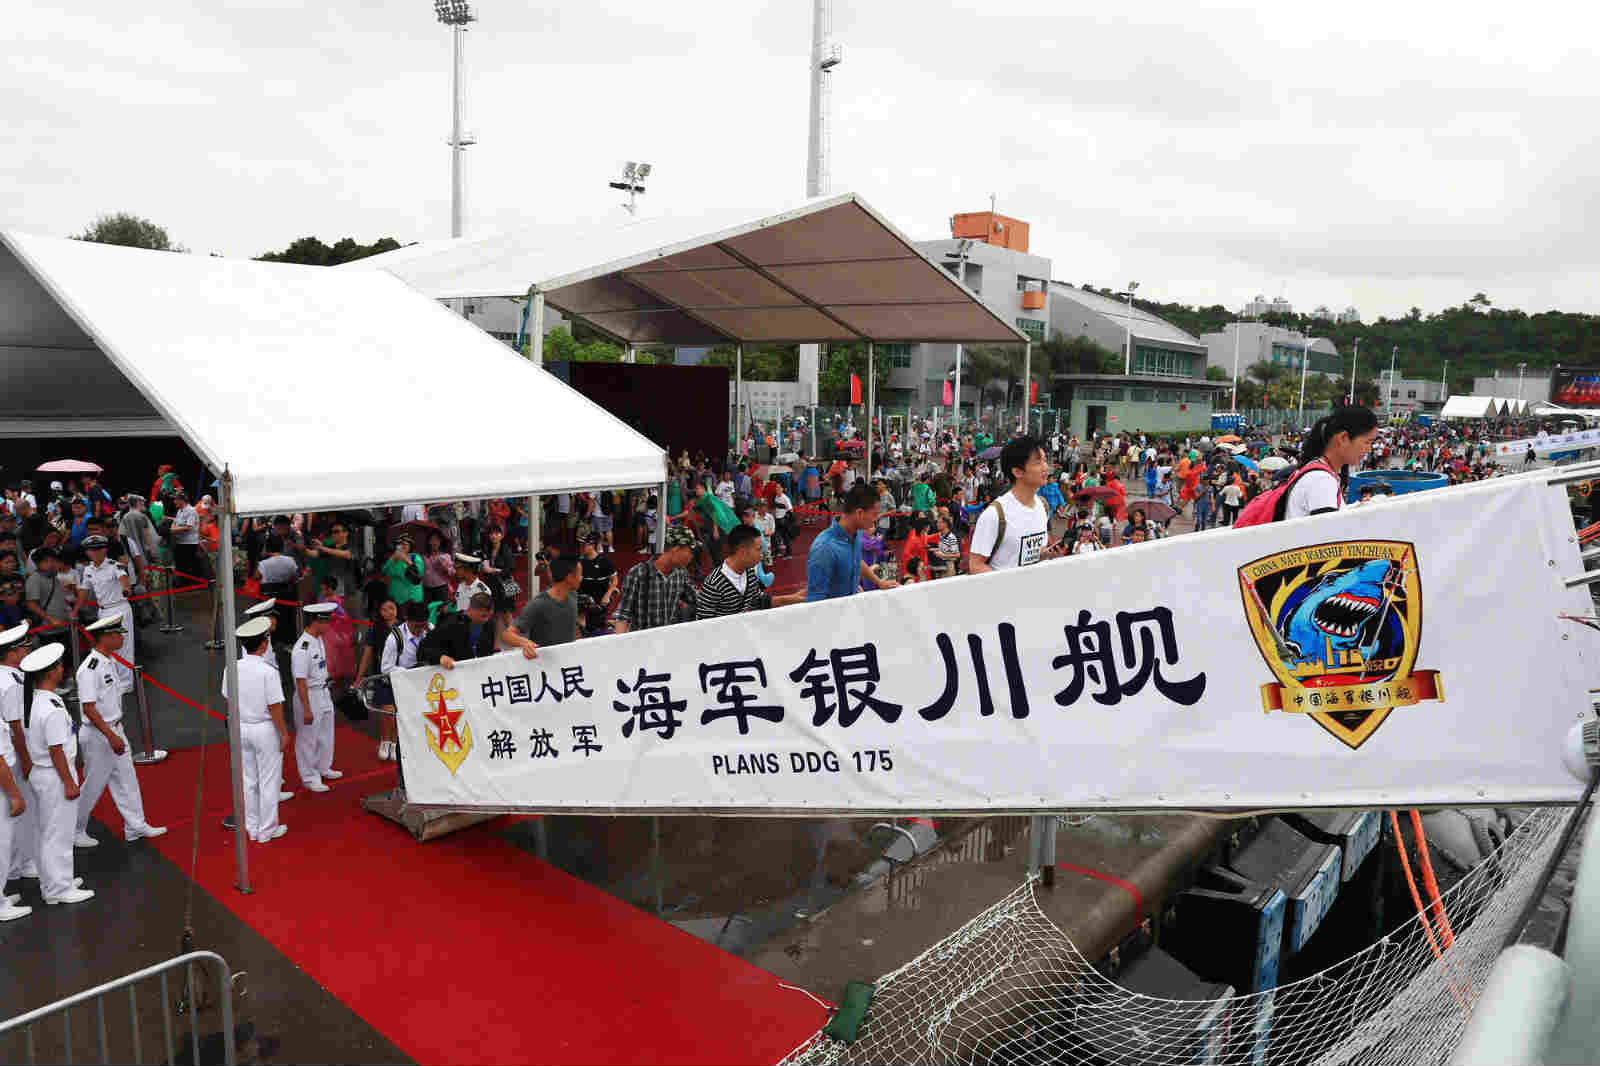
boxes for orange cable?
[1390,810,1469,1014]
[1409,808,1457,949]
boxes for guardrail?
[0,950,235,1065]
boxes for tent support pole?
[529,291,545,581]
[655,482,668,555]
[735,343,743,460]
[1022,339,1032,434]
[866,342,875,475]
[217,470,250,894]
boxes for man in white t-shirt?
[969,436,1067,574]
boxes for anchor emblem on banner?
[1238,539,1444,749]
[423,672,473,774]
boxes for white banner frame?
[393,463,1600,816]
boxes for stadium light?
[609,160,651,214]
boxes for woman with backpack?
[1236,408,1379,526]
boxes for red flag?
[850,373,862,405]
[1030,380,1039,403]
[942,379,954,405]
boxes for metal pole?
[1231,322,1241,412]
[1022,339,1032,433]
[654,481,668,555]
[1389,346,1398,419]
[450,23,465,239]
[1298,336,1311,425]
[1348,338,1359,404]
[1442,360,1448,402]
[866,342,875,475]
[806,0,826,198]
[128,664,168,765]
[953,343,963,439]
[652,815,664,917]
[529,292,544,567]
[217,471,250,893]
[735,343,744,460]
[1124,291,1134,375]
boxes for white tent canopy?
[343,193,1028,346]
[0,231,666,514]
[1440,395,1499,419]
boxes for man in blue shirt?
[806,484,895,602]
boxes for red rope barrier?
[72,623,226,722]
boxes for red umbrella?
[1128,500,1178,523]
[389,520,451,553]
[1072,486,1120,503]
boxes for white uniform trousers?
[7,771,38,878]
[27,765,79,900]
[294,692,336,785]
[100,604,135,695]
[0,760,17,882]
[240,721,282,842]
[75,722,150,838]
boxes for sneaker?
[4,892,18,905]
[279,791,294,801]
[304,781,330,793]
[125,825,168,841]
[73,833,99,848]
[270,824,288,840]
[0,903,32,921]
[45,888,94,905]
[321,769,343,779]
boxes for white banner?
[1494,428,1600,457]
[394,469,1598,813]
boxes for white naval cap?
[20,642,64,674]
[453,553,482,566]
[244,599,277,618]
[303,603,337,617]
[236,617,272,640]
[0,621,29,652]
[84,615,126,636]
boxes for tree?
[74,213,184,252]
[257,235,403,266]
[1205,365,1229,381]
[702,344,799,381]
[816,343,894,406]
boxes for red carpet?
[92,726,828,1065]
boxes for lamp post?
[608,161,651,214]
[1230,320,1242,412]
[1348,338,1360,404]
[1123,281,1140,375]
[1297,333,1317,426]
[942,240,975,436]
[1518,362,1527,401]
[434,0,476,240]
[1387,345,1398,420]
[1441,360,1448,404]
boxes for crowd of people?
[0,404,1557,913]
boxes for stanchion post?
[129,663,169,765]
[67,620,81,685]
[159,565,184,634]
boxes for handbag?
[500,577,522,601]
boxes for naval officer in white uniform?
[0,622,39,883]
[227,617,290,842]
[0,623,30,920]
[292,603,341,791]
[70,535,135,695]
[21,642,93,905]
[73,615,167,847]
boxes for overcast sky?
[9,1,1598,320]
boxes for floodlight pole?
[1389,346,1398,418]
[217,469,250,893]
[1022,340,1032,434]
[1230,320,1241,412]
[1298,334,1313,425]
[435,1,477,240]
[1123,283,1139,375]
[1348,338,1360,404]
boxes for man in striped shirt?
[696,525,766,621]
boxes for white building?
[1199,322,1342,378]
[1242,294,1294,318]
[1337,306,1361,324]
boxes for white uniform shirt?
[25,691,76,774]
[454,578,489,613]
[381,624,430,674]
[0,665,22,767]
[291,632,330,706]
[75,558,129,609]
[76,651,123,725]
[224,653,286,725]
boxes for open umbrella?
[776,452,801,465]
[1215,434,1242,444]
[388,519,451,553]
[1073,486,1120,504]
[977,445,1004,461]
[1128,500,1178,523]
[1259,456,1291,472]
[37,459,102,474]
[1234,455,1260,473]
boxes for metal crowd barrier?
[0,950,236,1065]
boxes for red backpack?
[1233,459,1338,528]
